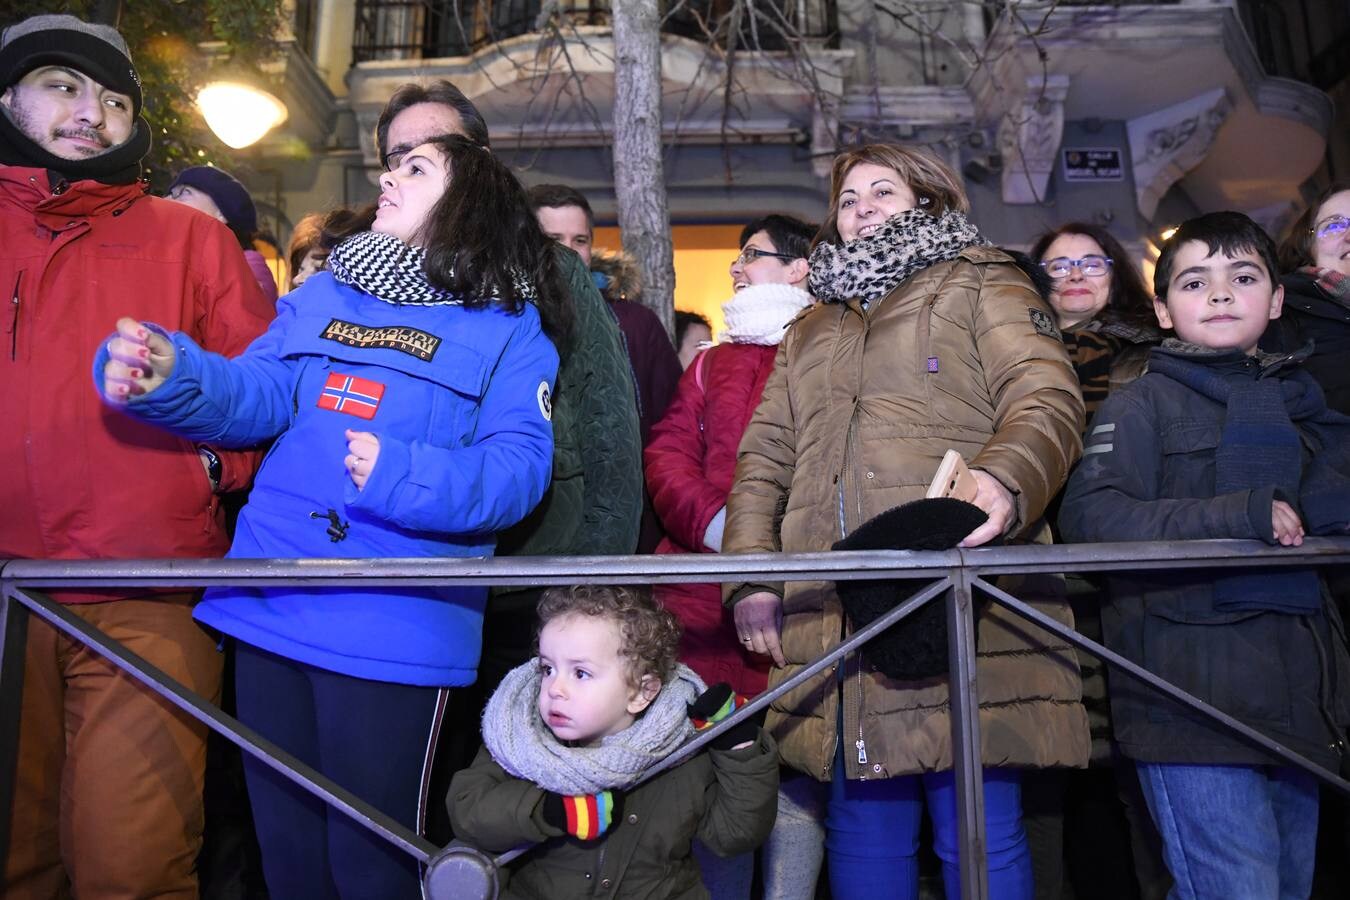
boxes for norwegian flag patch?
[317,373,385,420]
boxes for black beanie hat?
[0,15,142,117]
[170,166,259,234]
[832,498,989,681]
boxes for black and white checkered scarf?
[326,230,464,306]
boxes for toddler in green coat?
[449,585,779,899]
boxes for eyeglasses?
[1313,215,1350,241]
[1040,255,1113,279]
[735,247,796,267]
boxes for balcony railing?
[3,539,1349,899]
[351,0,839,63]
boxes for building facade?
[250,0,1348,319]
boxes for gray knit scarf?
[481,659,706,795]
[809,207,988,305]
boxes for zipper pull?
[856,738,868,765]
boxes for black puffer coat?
[1060,345,1350,770]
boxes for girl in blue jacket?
[97,134,567,899]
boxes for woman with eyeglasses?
[645,213,823,900]
[1029,223,1161,422]
[722,144,1089,900]
[1264,183,1350,415]
[1024,224,1168,900]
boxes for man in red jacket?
[0,15,273,899]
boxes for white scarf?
[481,659,705,795]
[720,283,815,345]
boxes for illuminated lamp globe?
[197,81,288,149]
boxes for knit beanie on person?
[170,166,259,234]
[0,15,150,184]
[0,15,142,116]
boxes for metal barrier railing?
[3,538,1350,899]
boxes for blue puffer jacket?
[97,272,559,686]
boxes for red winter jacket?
[0,167,274,602]
[644,342,777,695]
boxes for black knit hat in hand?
[832,497,988,681]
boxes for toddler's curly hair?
[536,585,682,689]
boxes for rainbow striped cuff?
[691,692,747,731]
[564,790,614,840]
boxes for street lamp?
[197,81,288,150]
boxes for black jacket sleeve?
[1059,387,1275,545]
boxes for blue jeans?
[1134,762,1318,900]
[826,744,1032,900]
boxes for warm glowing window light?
[197,82,288,149]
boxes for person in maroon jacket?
[529,182,682,551]
[645,214,823,900]
[0,16,273,899]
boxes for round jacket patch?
[538,381,552,421]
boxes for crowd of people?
[3,12,1350,900]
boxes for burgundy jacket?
[607,298,681,553]
[0,167,274,602]
[645,342,777,695]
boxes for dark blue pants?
[234,643,448,900]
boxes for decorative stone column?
[1127,87,1231,220]
[997,75,1069,205]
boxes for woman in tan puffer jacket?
[723,144,1089,900]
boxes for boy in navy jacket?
[1060,211,1350,899]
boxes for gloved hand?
[540,788,622,840]
[688,682,758,751]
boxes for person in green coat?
[450,585,779,899]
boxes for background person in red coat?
[0,15,273,899]
[644,214,823,900]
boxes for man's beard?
[5,96,112,159]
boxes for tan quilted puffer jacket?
[724,245,1090,781]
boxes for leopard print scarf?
[809,207,988,305]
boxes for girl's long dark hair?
[1029,222,1155,330]
[417,135,573,342]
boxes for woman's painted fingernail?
[138,347,149,359]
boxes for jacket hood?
[591,251,643,303]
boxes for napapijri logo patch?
[320,319,442,361]
[1028,307,1061,340]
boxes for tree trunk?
[611,0,676,338]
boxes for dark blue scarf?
[1149,347,1339,614]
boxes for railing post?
[423,843,500,900]
[0,577,30,868]
[947,565,988,900]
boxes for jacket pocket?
[8,270,22,361]
[1142,598,1290,728]
[1158,421,1219,498]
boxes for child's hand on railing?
[1272,499,1305,547]
[688,683,756,751]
